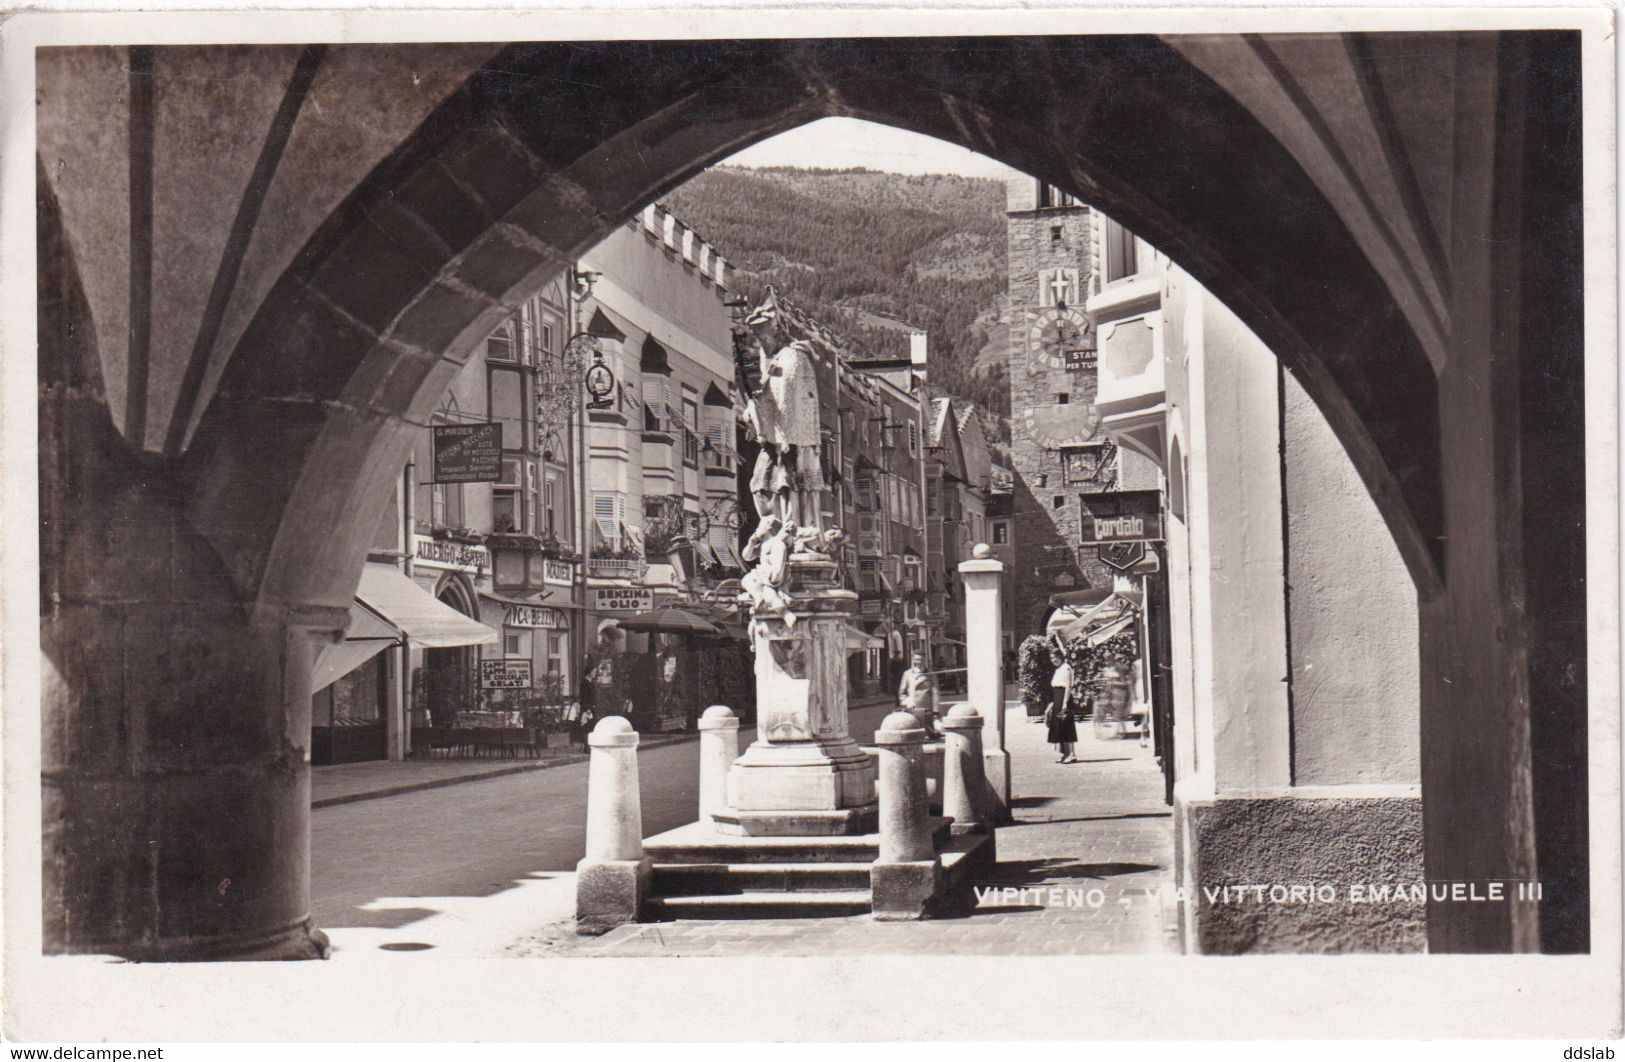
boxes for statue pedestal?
[716,554,878,836]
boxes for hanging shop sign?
[593,586,654,613]
[1099,540,1148,571]
[1076,489,1164,544]
[584,351,616,411]
[480,658,533,689]
[860,600,883,618]
[506,604,565,629]
[431,423,502,483]
[414,534,490,574]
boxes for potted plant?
[1017,634,1054,720]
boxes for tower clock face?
[1021,402,1101,449]
[1026,307,1094,371]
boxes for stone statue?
[740,517,794,616]
[738,288,825,530]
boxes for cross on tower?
[1047,269,1075,307]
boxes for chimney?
[910,331,928,383]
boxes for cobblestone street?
[513,705,1178,957]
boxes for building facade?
[576,205,747,732]
[311,278,586,765]
[924,397,994,680]
[1088,214,1425,953]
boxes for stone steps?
[643,817,954,867]
[652,861,874,895]
[636,819,993,922]
[645,890,873,920]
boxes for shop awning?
[845,624,885,651]
[311,601,399,691]
[1057,591,1142,646]
[313,638,392,692]
[356,565,500,649]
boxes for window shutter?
[593,494,619,541]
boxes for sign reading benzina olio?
[593,587,653,613]
[432,422,502,483]
[480,658,533,689]
[1076,489,1164,543]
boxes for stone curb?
[312,696,897,809]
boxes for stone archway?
[38,32,1586,958]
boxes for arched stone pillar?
[39,177,330,959]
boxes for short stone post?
[698,705,739,824]
[960,544,1012,825]
[575,716,652,934]
[870,711,943,921]
[941,704,991,848]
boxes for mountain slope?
[662,165,1011,432]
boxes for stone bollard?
[960,543,1011,825]
[870,711,943,920]
[941,704,991,843]
[698,705,740,824]
[575,716,652,934]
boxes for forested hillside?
[662,166,1011,433]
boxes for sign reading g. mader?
[432,423,502,483]
[1077,489,1164,544]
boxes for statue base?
[719,550,877,836]
[710,801,879,837]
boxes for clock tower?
[1004,177,1118,638]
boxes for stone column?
[871,712,943,920]
[941,705,990,845]
[576,716,651,933]
[697,705,739,823]
[959,544,1011,824]
[39,364,332,959]
[720,555,878,836]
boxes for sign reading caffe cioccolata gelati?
[1076,489,1164,544]
[480,658,533,689]
[432,423,502,483]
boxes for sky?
[720,116,1022,179]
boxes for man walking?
[898,651,939,736]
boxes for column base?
[871,859,944,921]
[983,748,1012,826]
[575,857,652,935]
[52,918,332,962]
[1176,792,1426,954]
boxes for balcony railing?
[589,556,641,578]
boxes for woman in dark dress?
[1045,666,1079,763]
[571,670,597,753]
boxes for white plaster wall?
[1281,374,1421,785]
[1191,292,1292,795]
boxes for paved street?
[315,694,1177,959]
[310,699,899,953]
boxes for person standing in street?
[1047,656,1078,762]
[897,651,939,736]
